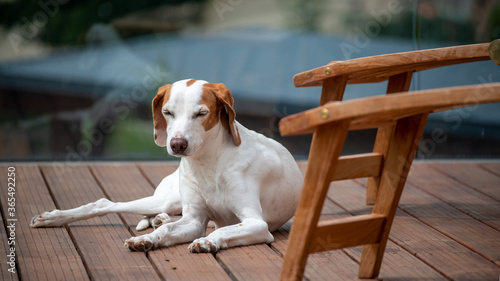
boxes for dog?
[31,79,304,253]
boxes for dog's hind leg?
[31,169,182,229]
[30,195,181,228]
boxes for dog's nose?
[170,138,188,154]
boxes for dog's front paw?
[188,238,219,253]
[124,236,154,252]
[30,210,62,228]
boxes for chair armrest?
[294,42,492,87]
[279,83,500,136]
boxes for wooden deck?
[1,161,499,280]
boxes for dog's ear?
[205,83,241,146]
[152,84,171,147]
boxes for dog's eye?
[163,110,173,117]
[196,111,208,117]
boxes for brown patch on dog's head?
[199,89,221,132]
[152,84,172,147]
[186,79,198,87]
[202,83,241,146]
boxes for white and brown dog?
[31,79,303,253]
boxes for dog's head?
[152,79,241,157]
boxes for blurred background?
[0,0,499,162]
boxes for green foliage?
[0,0,206,46]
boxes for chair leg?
[280,121,350,281]
[359,114,428,278]
[366,71,413,205]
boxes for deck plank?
[430,162,500,202]
[134,164,232,281]
[41,165,162,281]
[0,165,88,281]
[323,180,447,280]
[329,177,500,280]
[401,181,500,265]
[408,163,500,230]
[480,162,500,176]
[216,245,283,281]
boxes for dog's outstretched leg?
[30,196,180,228]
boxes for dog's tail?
[136,216,151,231]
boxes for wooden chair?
[279,41,500,280]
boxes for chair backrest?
[293,42,492,87]
[280,83,500,136]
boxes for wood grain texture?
[408,164,500,231]
[0,166,88,281]
[279,83,500,136]
[430,162,500,202]
[293,42,490,87]
[309,214,385,253]
[2,162,498,280]
[41,165,162,281]
[330,153,382,181]
[319,75,347,105]
[400,180,500,266]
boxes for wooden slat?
[138,162,179,188]
[330,153,382,181]
[407,163,500,230]
[216,245,283,281]
[431,162,500,202]
[0,166,88,281]
[480,162,500,176]
[92,164,230,281]
[309,214,385,253]
[293,42,490,87]
[400,181,500,266]
[41,165,161,281]
[279,83,500,136]
[328,176,500,280]
[391,210,500,280]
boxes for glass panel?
[1,0,499,161]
